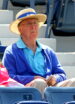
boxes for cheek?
[18,26,24,34]
[22,27,29,34]
[30,24,38,30]
[35,25,39,30]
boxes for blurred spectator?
[0,63,24,87]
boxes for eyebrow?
[18,19,38,27]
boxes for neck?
[22,38,37,52]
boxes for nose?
[31,24,36,29]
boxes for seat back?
[65,101,75,104]
[44,87,75,104]
[2,0,10,9]
[2,0,47,9]
[46,0,75,37]
[56,0,75,30]
[17,101,48,104]
[53,0,75,36]
[45,0,55,37]
[0,87,42,104]
[0,10,13,24]
[0,46,6,61]
[10,0,46,7]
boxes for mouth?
[31,31,36,33]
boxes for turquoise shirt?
[16,38,45,76]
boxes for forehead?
[20,18,38,24]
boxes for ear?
[18,25,22,33]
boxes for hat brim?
[10,14,47,35]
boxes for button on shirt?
[16,38,45,76]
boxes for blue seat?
[10,0,46,7]
[17,101,48,104]
[0,45,6,60]
[44,87,75,104]
[0,46,6,53]
[45,0,54,38]
[65,101,75,104]
[0,87,42,104]
[45,0,75,37]
[2,0,47,9]
[2,0,9,9]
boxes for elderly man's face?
[18,18,39,41]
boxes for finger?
[46,76,53,82]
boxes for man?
[2,8,75,94]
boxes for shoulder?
[4,43,18,54]
[40,43,55,53]
[40,43,57,58]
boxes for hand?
[46,75,57,86]
[25,76,46,87]
[34,76,46,81]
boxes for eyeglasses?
[18,19,38,27]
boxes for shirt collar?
[16,37,42,51]
[36,41,42,52]
[16,37,27,49]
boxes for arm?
[51,50,67,82]
[2,49,34,85]
[46,48,67,85]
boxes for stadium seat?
[2,0,9,9]
[44,87,75,104]
[2,0,47,9]
[0,0,3,9]
[0,87,42,104]
[46,0,75,37]
[37,38,56,51]
[65,101,75,104]
[17,101,48,104]
[0,45,6,60]
[10,0,46,8]
[0,46,6,52]
[45,0,54,38]
[0,10,13,24]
